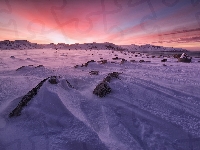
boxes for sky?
[0,0,200,50]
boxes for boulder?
[49,76,58,84]
[93,82,111,97]
[161,59,167,62]
[178,57,192,63]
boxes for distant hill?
[121,44,187,52]
[0,40,187,52]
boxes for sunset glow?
[0,0,200,50]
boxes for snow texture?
[0,46,200,150]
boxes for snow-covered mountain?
[0,40,187,52]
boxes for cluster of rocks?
[48,76,74,88]
[89,71,99,75]
[93,72,122,97]
[173,53,192,63]
[35,65,44,68]
[9,77,49,117]
[98,60,107,64]
[139,60,145,63]
[120,59,127,64]
[74,60,95,68]
[16,65,44,71]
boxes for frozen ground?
[0,49,200,150]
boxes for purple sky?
[0,0,200,50]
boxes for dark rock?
[178,57,192,63]
[49,76,58,84]
[112,57,119,60]
[139,60,145,63]
[35,65,44,68]
[74,65,79,68]
[98,60,107,64]
[93,82,111,97]
[66,80,74,88]
[16,66,26,71]
[108,72,121,78]
[173,54,182,58]
[9,77,49,117]
[161,59,167,62]
[130,60,136,62]
[120,59,127,64]
[103,75,112,82]
[103,72,121,82]
[89,71,99,75]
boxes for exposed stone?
[103,75,112,82]
[120,59,127,64]
[16,66,26,71]
[35,65,44,68]
[103,72,121,82]
[108,72,121,79]
[49,76,58,84]
[89,71,99,75]
[98,60,107,64]
[139,60,145,63]
[112,57,119,60]
[130,60,136,62]
[9,77,49,117]
[74,65,79,68]
[83,60,95,67]
[173,54,182,58]
[178,57,192,63]
[93,82,111,97]
[161,59,167,62]
[66,79,74,88]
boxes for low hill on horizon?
[0,40,187,52]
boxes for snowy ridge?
[0,40,124,51]
[0,40,188,52]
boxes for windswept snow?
[0,48,200,150]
